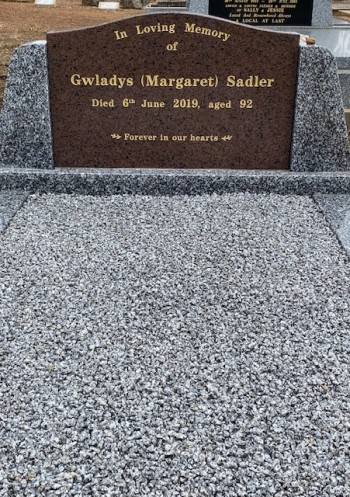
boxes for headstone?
[98,1,119,8]
[35,0,56,5]
[82,0,99,6]
[0,13,348,171]
[188,0,333,26]
[209,0,313,26]
[46,14,300,169]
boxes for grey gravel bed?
[0,193,349,497]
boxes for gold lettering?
[71,74,82,85]
[70,74,134,88]
[141,99,165,108]
[136,23,176,35]
[91,99,115,108]
[114,30,128,41]
[184,23,230,42]
[124,133,157,141]
[82,76,95,86]
[190,134,219,142]
[226,75,274,87]
[143,74,216,89]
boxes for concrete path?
[0,193,349,496]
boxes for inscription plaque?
[47,14,300,169]
[209,0,313,26]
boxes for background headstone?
[98,1,119,9]
[35,0,56,5]
[188,0,333,26]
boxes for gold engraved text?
[184,23,231,42]
[227,75,275,87]
[70,74,134,88]
[136,23,176,35]
[142,74,218,89]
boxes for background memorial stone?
[35,0,56,5]
[209,0,313,26]
[98,1,120,9]
[188,0,333,26]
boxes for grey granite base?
[188,0,333,26]
[0,190,30,232]
[1,168,350,195]
[0,41,348,171]
[314,194,350,255]
[0,41,53,169]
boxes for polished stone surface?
[47,13,300,170]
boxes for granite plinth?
[188,0,333,26]
[1,169,350,195]
[0,41,53,169]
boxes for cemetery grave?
[0,2,350,495]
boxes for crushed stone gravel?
[0,193,349,497]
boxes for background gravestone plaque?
[188,0,332,26]
[47,13,300,169]
[209,0,313,26]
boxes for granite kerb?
[1,168,350,195]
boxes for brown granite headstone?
[47,13,300,169]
